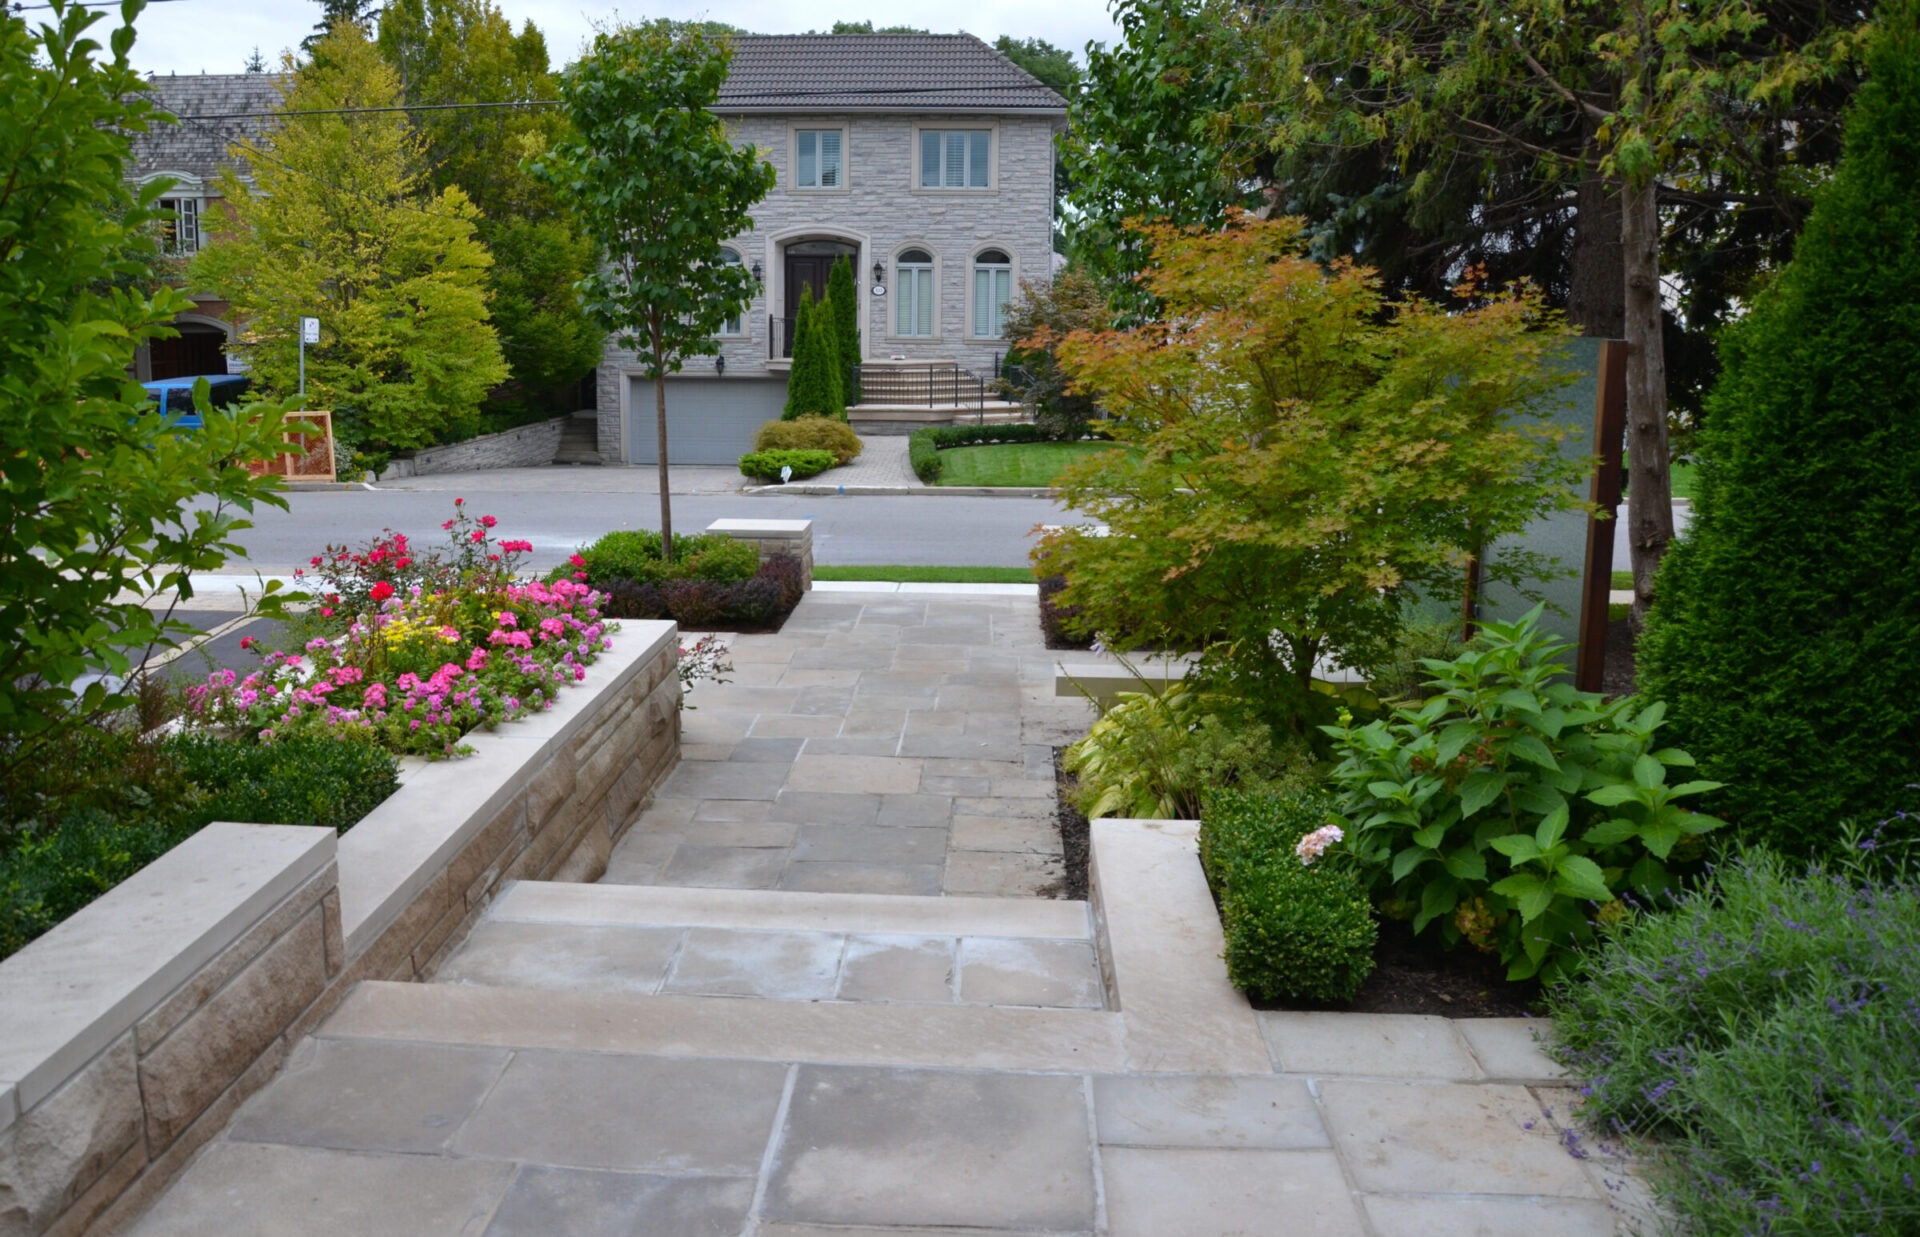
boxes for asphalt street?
[193,469,1076,575]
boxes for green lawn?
[1620,458,1697,500]
[935,441,1133,487]
[812,565,1035,584]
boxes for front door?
[782,240,857,357]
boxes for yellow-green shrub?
[753,415,864,465]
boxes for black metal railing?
[848,363,997,412]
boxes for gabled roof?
[716,34,1066,115]
[127,73,286,182]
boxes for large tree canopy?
[192,25,507,450]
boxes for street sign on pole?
[299,316,319,396]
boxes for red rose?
[480,514,498,528]
[370,581,395,603]
[454,497,463,506]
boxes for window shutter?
[819,130,841,186]
[968,132,990,187]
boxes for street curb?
[743,483,1056,498]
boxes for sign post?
[299,316,320,396]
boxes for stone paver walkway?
[126,590,1653,1236]
[602,591,1092,898]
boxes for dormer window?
[157,196,200,255]
[795,129,843,189]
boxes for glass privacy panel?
[968,131,990,187]
[921,132,940,187]
[797,130,816,186]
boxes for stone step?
[318,979,1128,1073]
[551,412,601,464]
[431,881,1107,1010]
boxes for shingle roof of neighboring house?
[717,34,1067,115]
[127,73,285,183]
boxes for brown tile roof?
[717,34,1066,114]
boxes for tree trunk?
[1568,160,1626,337]
[653,370,673,563]
[1620,178,1674,627]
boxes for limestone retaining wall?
[706,518,814,591]
[384,415,571,478]
[0,621,680,1235]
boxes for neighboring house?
[596,34,1068,465]
[124,72,284,381]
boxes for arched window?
[717,248,744,335]
[895,248,935,337]
[972,249,1012,338]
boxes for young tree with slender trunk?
[530,21,772,560]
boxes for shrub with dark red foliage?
[600,554,805,630]
[1037,573,1092,649]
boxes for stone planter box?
[0,620,681,1236]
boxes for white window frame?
[156,194,201,256]
[968,247,1016,340]
[716,247,746,336]
[791,126,847,192]
[892,247,938,339]
[915,126,995,191]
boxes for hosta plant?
[1321,606,1724,982]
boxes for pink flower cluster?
[1295,824,1345,866]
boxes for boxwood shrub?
[1,733,399,959]
[573,530,757,586]
[739,448,835,482]
[1199,788,1377,1004]
[753,416,863,465]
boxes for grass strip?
[935,441,1134,487]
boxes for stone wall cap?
[705,518,813,534]
[0,822,334,1115]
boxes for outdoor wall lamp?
[872,261,885,285]
[715,355,726,378]
[751,260,763,281]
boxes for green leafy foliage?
[1,731,397,959]
[1066,679,1314,821]
[783,290,845,420]
[0,0,296,769]
[999,268,1110,438]
[1033,212,1583,736]
[1638,7,1920,854]
[529,19,774,557]
[1547,847,1920,1234]
[573,530,757,587]
[1199,789,1377,1004]
[738,449,836,482]
[375,0,604,420]
[190,25,507,450]
[752,415,863,465]
[1323,606,1724,982]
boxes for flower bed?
[186,503,614,758]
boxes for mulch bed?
[1602,616,1639,699]
[1050,745,1540,1016]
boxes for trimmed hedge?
[1199,788,1377,1005]
[739,448,836,482]
[908,423,1112,483]
[753,415,863,465]
[601,553,806,629]
[573,530,757,587]
[1,733,399,959]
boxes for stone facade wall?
[706,518,814,591]
[386,415,570,478]
[595,112,1060,461]
[0,625,682,1236]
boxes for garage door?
[626,376,788,465]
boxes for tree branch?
[1507,32,1614,125]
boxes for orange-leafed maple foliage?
[1033,211,1585,729]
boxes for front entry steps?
[550,410,601,464]
[127,822,1649,1237]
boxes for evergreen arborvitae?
[1638,4,1920,853]
[827,255,860,407]
[783,290,844,419]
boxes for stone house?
[596,34,1068,465]
[123,72,283,382]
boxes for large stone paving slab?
[604,591,1088,897]
[1100,1146,1367,1237]
[763,1066,1096,1231]
[1092,1074,1328,1150]
[1317,1079,1598,1198]
[127,1141,514,1235]
[228,1038,507,1155]
[482,1165,754,1236]
[453,1050,789,1174]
